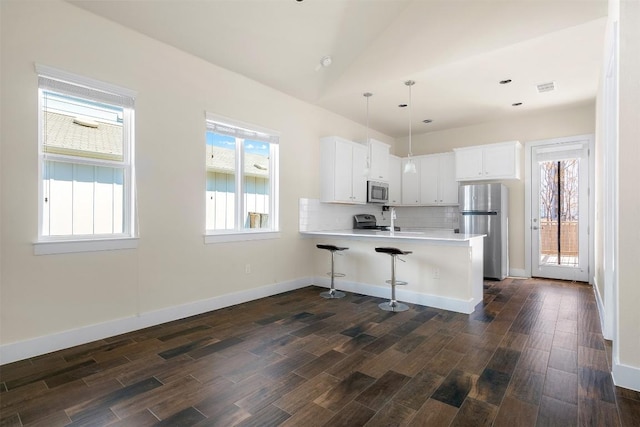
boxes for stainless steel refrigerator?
[459,183,509,280]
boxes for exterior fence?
[540,220,578,256]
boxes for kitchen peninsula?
[300,227,486,314]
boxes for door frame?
[524,134,595,283]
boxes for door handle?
[532,226,539,230]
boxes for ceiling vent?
[536,81,556,93]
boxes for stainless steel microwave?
[367,181,389,204]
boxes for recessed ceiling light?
[319,56,332,67]
[512,102,523,106]
[398,104,407,108]
[315,55,332,71]
[422,119,433,124]
[499,79,512,84]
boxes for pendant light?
[403,80,417,174]
[363,92,373,174]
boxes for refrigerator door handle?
[461,211,498,215]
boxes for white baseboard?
[613,360,640,392]
[314,277,478,314]
[592,276,612,340]
[509,268,527,278]
[0,277,313,365]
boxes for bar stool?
[316,244,348,299]
[375,247,412,312]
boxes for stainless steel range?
[353,214,399,231]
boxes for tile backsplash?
[299,198,459,231]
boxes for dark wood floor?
[2,278,640,426]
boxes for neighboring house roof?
[44,111,123,161]
[207,146,269,179]
[44,111,269,178]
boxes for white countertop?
[300,228,485,244]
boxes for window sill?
[204,230,280,244]
[34,237,139,255]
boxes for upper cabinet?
[320,136,367,204]
[388,155,402,205]
[366,139,390,182]
[454,141,522,181]
[419,153,458,205]
[401,153,458,206]
[401,157,421,205]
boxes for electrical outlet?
[245,264,251,274]
[433,268,440,279]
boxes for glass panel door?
[531,143,589,281]
[538,159,580,267]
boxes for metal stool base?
[378,301,409,312]
[320,289,346,299]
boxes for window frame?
[204,112,280,244]
[34,65,138,255]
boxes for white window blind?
[36,64,135,108]
[205,113,279,145]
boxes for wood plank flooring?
[2,278,640,426]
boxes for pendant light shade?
[404,158,417,174]
[403,80,417,174]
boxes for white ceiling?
[68,0,608,137]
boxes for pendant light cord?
[408,84,412,157]
[405,80,415,158]
[403,80,417,174]
[363,92,373,169]
[366,95,370,143]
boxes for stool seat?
[375,246,411,312]
[317,244,348,299]
[375,247,412,256]
[317,244,349,252]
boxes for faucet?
[390,207,396,235]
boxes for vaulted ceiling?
[69,0,608,137]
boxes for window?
[36,65,137,254]
[205,113,279,241]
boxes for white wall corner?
[592,276,612,340]
[0,277,314,365]
[612,361,640,392]
[509,268,527,278]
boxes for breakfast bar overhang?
[301,229,486,314]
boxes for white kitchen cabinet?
[366,139,390,182]
[401,157,421,205]
[454,147,483,180]
[483,143,520,178]
[439,153,459,204]
[320,136,367,204]
[454,141,521,181]
[388,155,402,205]
[419,153,458,205]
